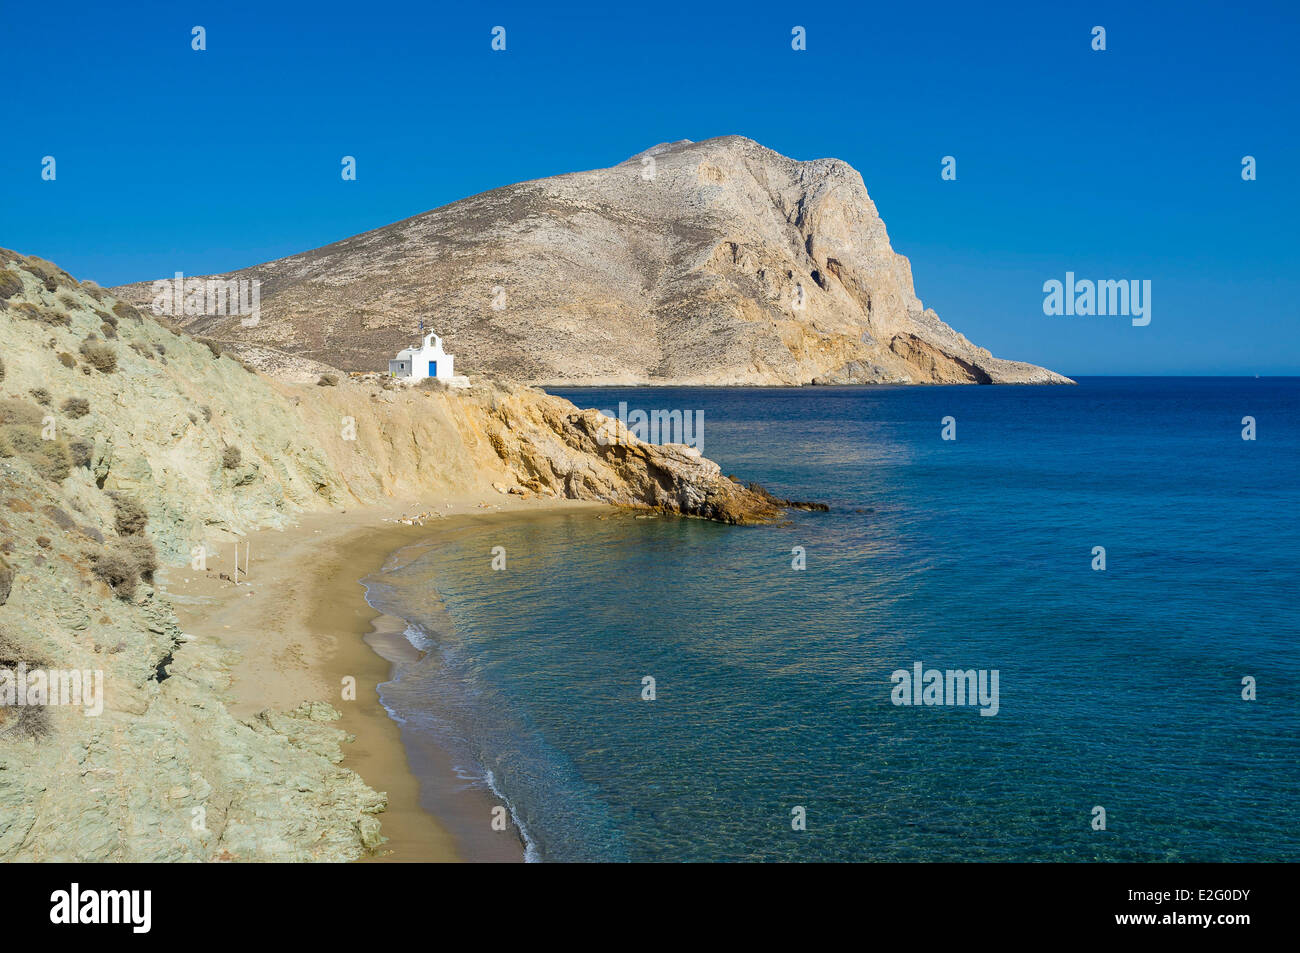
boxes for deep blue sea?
[367,378,1299,862]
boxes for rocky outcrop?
[0,248,785,861]
[474,393,784,523]
[111,136,1070,386]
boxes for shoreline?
[354,534,531,863]
[160,496,605,862]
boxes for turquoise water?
[367,378,1299,862]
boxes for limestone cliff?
[112,136,1070,386]
[0,248,781,861]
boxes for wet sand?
[159,495,604,862]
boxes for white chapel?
[389,330,456,382]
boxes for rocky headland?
[111,137,1070,387]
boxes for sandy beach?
[157,494,604,862]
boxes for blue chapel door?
[428,361,437,377]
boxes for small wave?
[484,767,540,863]
[403,623,434,651]
[374,695,409,725]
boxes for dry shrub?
[79,337,117,373]
[2,426,38,455]
[118,535,157,582]
[92,532,158,598]
[107,492,147,536]
[37,439,70,483]
[28,388,51,405]
[0,407,50,475]
[0,626,51,740]
[3,427,71,483]
[0,400,43,428]
[92,548,139,599]
[0,270,23,300]
[69,438,93,468]
[111,300,141,322]
[61,396,90,418]
[10,302,67,326]
[222,445,241,469]
[317,374,338,386]
[57,352,76,369]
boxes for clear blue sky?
[3,1,1297,375]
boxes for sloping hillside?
[113,137,1070,386]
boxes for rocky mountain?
[113,137,1069,386]
[0,248,783,861]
